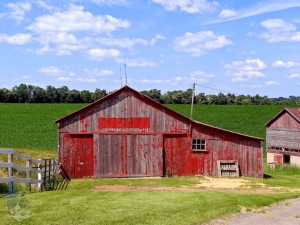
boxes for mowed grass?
[0,103,290,151]
[0,176,300,225]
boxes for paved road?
[212,197,300,225]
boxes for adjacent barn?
[265,108,300,166]
[55,85,263,179]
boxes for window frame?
[192,139,206,151]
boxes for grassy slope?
[0,176,299,225]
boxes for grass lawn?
[1,165,300,225]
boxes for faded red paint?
[56,85,263,179]
[60,134,94,178]
[274,154,283,164]
[98,117,150,129]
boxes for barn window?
[192,139,206,151]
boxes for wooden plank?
[13,165,31,172]
[14,152,31,160]
[0,148,15,154]
[0,162,13,168]
[0,177,14,183]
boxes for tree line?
[0,84,299,105]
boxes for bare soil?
[93,176,297,194]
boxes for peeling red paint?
[98,117,150,129]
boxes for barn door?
[97,134,163,177]
[128,135,163,177]
[61,134,94,179]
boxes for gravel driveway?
[212,197,300,225]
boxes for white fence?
[0,148,44,193]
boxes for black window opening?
[192,139,206,151]
[283,155,290,164]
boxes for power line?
[194,83,241,96]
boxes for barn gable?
[266,108,300,166]
[265,108,300,129]
[56,85,263,178]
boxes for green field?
[0,103,289,152]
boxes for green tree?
[81,90,92,103]
[92,88,107,101]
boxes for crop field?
[0,103,289,152]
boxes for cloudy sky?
[1,0,300,97]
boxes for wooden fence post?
[7,153,13,193]
[38,159,42,191]
[26,159,32,191]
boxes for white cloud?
[38,66,65,76]
[189,70,214,83]
[6,2,31,22]
[84,68,114,76]
[266,81,280,85]
[289,73,300,78]
[88,0,129,5]
[27,4,130,34]
[121,58,157,67]
[133,79,166,84]
[38,66,100,83]
[225,58,266,82]
[219,9,237,19]
[272,60,299,68]
[174,31,232,56]
[96,34,165,48]
[0,33,31,45]
[88,48,121,61]
[34,31,92,55]
[76,77,97,83]
[36,1,54,11]
[56,76,71,81]
[153,0,218,14]
[260,19,300,43]
[208,1,300,24]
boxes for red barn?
[266,108,300,166]
[55,86,263,178]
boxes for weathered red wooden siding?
[163,124,262,177]
[59,134,94,178]
[266,108,300,157]
[268,111,300,129]
[58,90,189,133]
[57,86,263,178]
[94,134,163,177]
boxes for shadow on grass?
[263,173,273,179]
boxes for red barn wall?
[57,88,262,178]
[164,124,262,178]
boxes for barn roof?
[55,85,263,141]
[265,107,300,127]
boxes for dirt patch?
[92,176,298,194]
[93,185,195,192]
[195,176,252,189]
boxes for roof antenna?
[119,65,123,87]
[124,57,127,85]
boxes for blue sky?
[1,0,300,97]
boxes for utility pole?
[190,83,195,120]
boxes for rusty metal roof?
[55,85,264,141]
[265,107,300,127]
